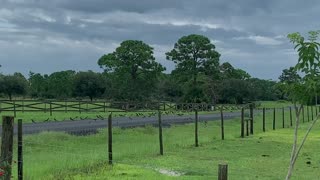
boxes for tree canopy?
[98,40,165,101]
[166,34,221,102]
[1,73,28,100]
[72,71,107,101]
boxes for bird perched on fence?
[177,113,184,116]
[97,115,104,120]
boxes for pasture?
[5,105,319,179]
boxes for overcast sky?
[0,0,319,80]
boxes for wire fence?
[0,104,319,179]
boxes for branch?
[292,115,319,165]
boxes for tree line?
[0,34,289,103]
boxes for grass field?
[5,107,319,179]
[256,100,293,108]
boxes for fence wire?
[0,105,319,179]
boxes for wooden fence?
[0,100,251,116]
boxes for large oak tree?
[98,40,165,101]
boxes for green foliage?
[166,34,220,80]
[156,74,184,102]
[219,78,250,104]
[279,67,301,84]
[72,71,107,101]
[286,31,320,104]
[28,72,48,98]
[0,73,28,100]
[166,34,221,102]
[47,70,75,99]
[219,62,251,80]
[248,78,279,101]
[28,71,76,99]
[98,40,165,101]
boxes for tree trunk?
[285,104,318,180]
[286,104,302,180]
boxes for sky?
[0,0,319,80]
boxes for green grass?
[258,100,292,108]
[4,108,319,179]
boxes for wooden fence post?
[108,113,113,165]
[195,110,199,147]
[158,111,164,155]
[218,163,228,180]
[241,108,244,138]
[13,100,17,118]
[18,119,23,180]
[220,108,224,140]
[311,106,314,121]
[22,100,24,113]
[246,119,249,136]
[79,101,81,114]
[250,105,254,135]
[307,106,310,122]
[282,107,285,128]
[86,102,89,112]
[263,108,266,132]
[290,107,293,126]
[273,108,276,130]
[65,100,67,113]
[302,106,305,123]
[49,102,52,116]
[1,116,14,180]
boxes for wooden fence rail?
[0,100,252,115]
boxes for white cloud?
[145,19,222,29]
[233,35,283,45]
[28,10,56,23]
[218,47,253,58]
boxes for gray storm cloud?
[0,0,319,79]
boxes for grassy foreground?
[5,108,319,180]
